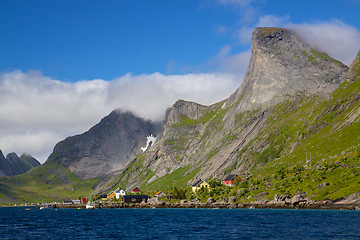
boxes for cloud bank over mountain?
[0,70,240,162]
[1,0,360,164]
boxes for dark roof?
[224,174,238,181]
[132,187,141,192]
[192,179,203,187]
[123,195,150,199]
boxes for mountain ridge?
[1,27,359,203]
[0,151,40,177]
[114,27,350,191]
[46,110,163,179]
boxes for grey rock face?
[165,100,207,126]
[119,28,351,188]
[227,27,348,113]
[254,191,269,201]
[346,50,360,82]
[317,182,330,189]
[228,196,237,204]
[0,150,40,177]
[47,111,163,179]
[148,197,165,206]
[206,197,216,204]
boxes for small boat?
[39,206,45,210]
[86,202,95,209]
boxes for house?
[223,174,242,186]
[191,179,210,192]
[80,197,87,204]
[114,187,126,199]
[108,188,126,200]
[72,200,81,204]
[121,195,150,204]
[107,191,116,199]
[154,191,166,197]
[63,200,74,205]
[132,187,141,193]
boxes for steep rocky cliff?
[117,27,349,190]
[0,151,40,177]
[46,110,163,179]
[1,28,359,203]
[226,27,348,112]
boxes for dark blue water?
[1,208,359,239]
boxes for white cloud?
[233,16,360,66]
[218,0,257,23]
[0,70,239,163]
[219,49,251,75]
[288,20,360,65]
[208,45,251,77]
[257,14,289,28]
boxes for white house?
[114,187,126,199]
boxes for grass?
[0,162,101,204]
[2,51,359,205]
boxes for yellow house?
[191,179,210,192]
[107,191,116,199]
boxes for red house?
[223,175,242,186]
[80,197,87,204]
[132,187,141,193]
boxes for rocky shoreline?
[49,192,360,210]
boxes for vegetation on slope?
[233,68,360,201]
[0,162,100,204]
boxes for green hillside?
[0,162,100,204]
[1,44,359,205]
[110,52,360,202]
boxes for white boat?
[86,202,95,209]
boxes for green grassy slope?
[112,52,360,201]
[236,61,360,201]
[0,162,100,204]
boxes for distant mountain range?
[1,27,359,203]
[0,150,40,177]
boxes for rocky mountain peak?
[227,27,349,112]
[0,150,40,177]
[47,110,163,179]
[165,100,207,126]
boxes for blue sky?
[1,0,359,81]
[1,0,360,162]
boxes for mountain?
[226,27,347,111]
[46,110,163,179]
[0,151,40,177]
[111,27,357,197]
[1,27,359,203]
[0,111,162,203]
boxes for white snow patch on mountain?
[141,134,156,152]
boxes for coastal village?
[52,174,242,208]
[33,173,359,210]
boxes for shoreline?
[35,201,360,210]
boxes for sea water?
[1,207,359,239]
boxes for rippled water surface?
[1,207,359,239]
